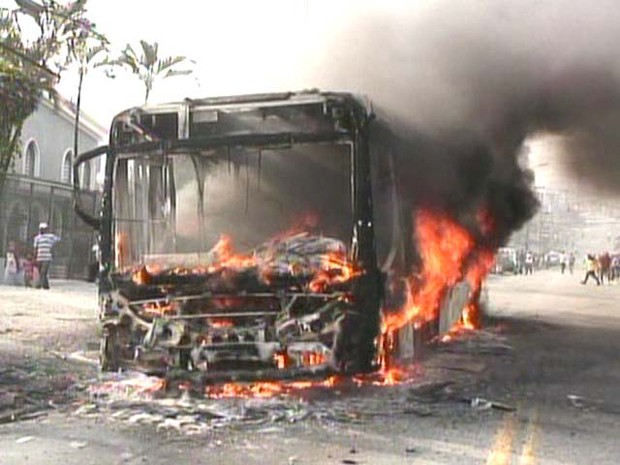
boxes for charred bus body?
[74,90,428,381]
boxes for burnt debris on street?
[1,272,620,464]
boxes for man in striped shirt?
[33,222,60,290]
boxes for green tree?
[0,0,100,198]
[107,40,193,104]
[14,0,91,78]
[0,7,55,198]
[17,0,109,174]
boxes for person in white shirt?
[524,251,534,275]
[33,222,60,290]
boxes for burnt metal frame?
[74,92,382,372]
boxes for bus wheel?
[331,312,364,374]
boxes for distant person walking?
[581,254,600,286]
[560,251,567,274]
[599,252,611,284]
[524,251,534,275]
[33,223,60,290]
[568,252,576,275]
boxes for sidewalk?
[0,280,98,353]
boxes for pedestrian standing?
[3,241,22,285]
[22,252,35,287]
[525,251,534,275]
[33,222,60,290]
[611,254,620,282]
[581,254,600,286]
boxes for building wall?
[1,97,106,280]
[18,99,104,189]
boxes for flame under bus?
[75,91,386,382]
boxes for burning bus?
[74,90,487,382]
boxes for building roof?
[41,92,108,142]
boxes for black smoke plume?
[308,0,620,247]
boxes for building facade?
[1,96,107,279]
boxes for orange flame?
[308,252,363,292]
[132,266,151,285]
[374,367,406,386]
[128,227,360,294]
[302,351,327,366]
[466,249,496,289]
[120,207,498,395]
[379,208,497,375]
[274,352,290,369]
[142,301,175,317]
[207,234,258,272]
[460,248,495,330]
[209,319,235,329]
[461,303,478,330]
[204,375,342,399]
[383,210,476,334]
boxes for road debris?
[67,351,100,366]
[567,394,585,408]
[565,394,620,415]
[467,397,516,412]
[407,381,455,403]
[0,406,51,424]
[69,440,88,449]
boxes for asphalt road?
[0,270,619,465]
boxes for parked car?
[494,247,517,274]
[546,251,562,267]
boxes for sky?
[2,0,350,123]
[48,0,361,126]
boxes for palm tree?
[13,0,108,178]
[71,42,107,166]
[1,0,95,200]
[108,40,193,104]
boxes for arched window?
[61,149,73,183]
[23,140,40,177]
[82,161,92,189]
[5,201,28,244]
[51,204,64,236]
